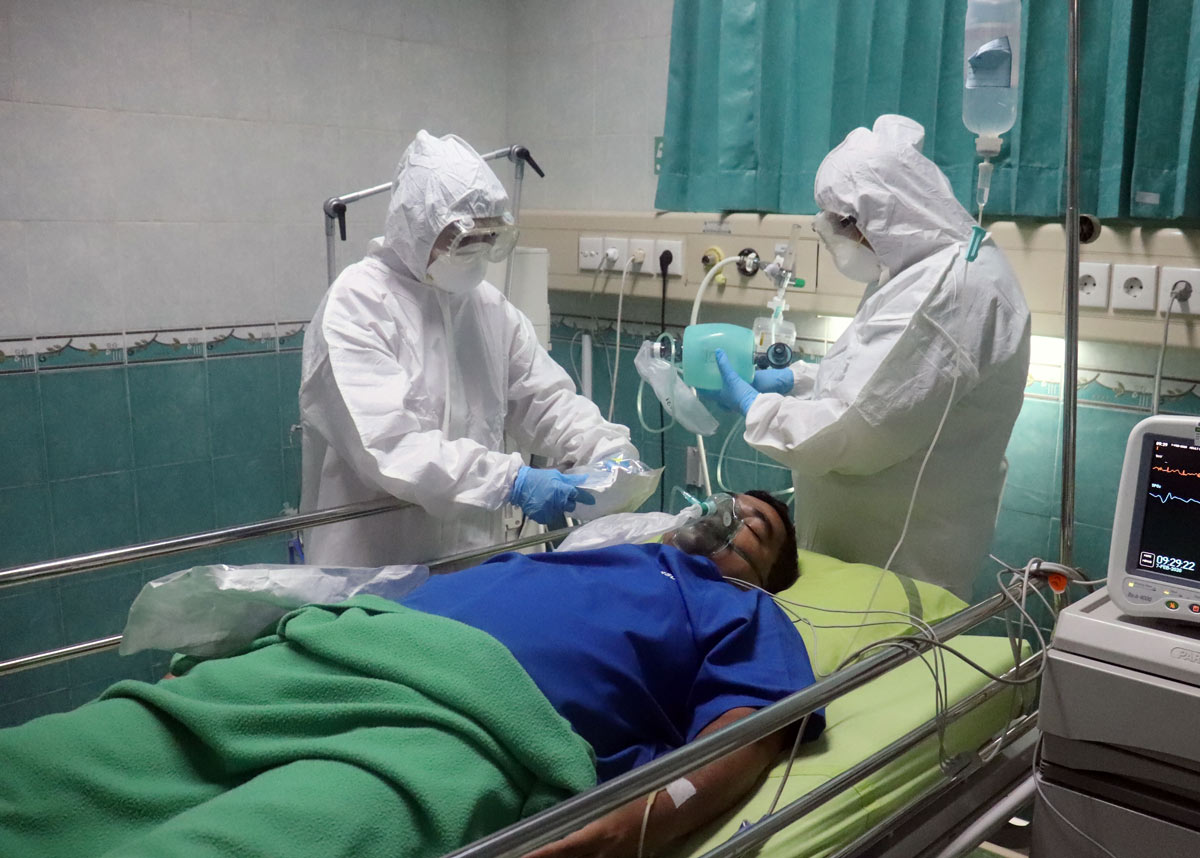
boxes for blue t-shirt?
[401,543,821,781]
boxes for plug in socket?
[1111,264,1158,312]
[1159,267,1200,316]
[603,237,630,270]
[629,237,656,271]
[654,239,684,277]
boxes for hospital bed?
[0,501,1044,858]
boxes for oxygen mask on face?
[666,492,744,557]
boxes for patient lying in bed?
[0,491,822,858]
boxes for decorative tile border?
[205,324,279,357]
[0,323,308,373]
[36,334,125,369]
[126,329,206,363]
[0,338,37,373]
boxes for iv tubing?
[608,256,637,421]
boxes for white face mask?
[813,212,882,283]
[426,252,488,294]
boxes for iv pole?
[1059,0,1081,569]
[321,144,545,296]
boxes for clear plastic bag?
[120,563,429,658]
[557,507,699,552]
[634,340,718,436]
[565,456,663,521]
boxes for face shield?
[812,212,882,284]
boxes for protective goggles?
[812,211,863,243]
[439,215,519,263]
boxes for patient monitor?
[1108,415,1200,622]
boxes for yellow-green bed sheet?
[673,551,1033,858]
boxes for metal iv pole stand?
[1060,0,1081,573]
[322,144,544,295]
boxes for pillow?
[774,549,968,677]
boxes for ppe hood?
[813,115,976,274]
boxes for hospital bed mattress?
[673,634,1029,858]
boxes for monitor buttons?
[1190,604,1200,614]
[1166,600,1180,611]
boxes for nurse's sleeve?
[502,303,638,466]
[743,310,976,477]
[303,288,524,516]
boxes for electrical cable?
[1152,291,1181,415]
[608,255,638,421]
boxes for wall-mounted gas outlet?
[1111,264,1158,312]
[654,239,684,277]
[628,237,656,271]
[1077,261,1111,309]
[578,236,603,270]
[1159,267,1200,316]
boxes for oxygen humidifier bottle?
[962,0,1021,155]
[681,324,755,391]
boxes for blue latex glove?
[713,349,759,415]
[510,467,595,525]
[752,366,794,395]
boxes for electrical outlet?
[629,237,656,271]
[1159,267,1200,316]
[1111,264,1158,312]
[602,237,630,270]
[1078,261,1111,309]
[654,239,685,277]
[578,236,602,271]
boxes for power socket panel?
[1111,263,1159,312]
[578,236,603,271]
[654,239,685,278]
[602,237,630,271]
[1159,266,1200,316]
[628,237,656,273]
[1078,261,1111,309]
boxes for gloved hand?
[752,367,794,395]
[712,349,759,415]
[510,467,595,525]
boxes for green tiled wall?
[0,348,302,727]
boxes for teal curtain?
[655,0,1200,220]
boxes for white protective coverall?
[300,131,635,567]
[743,115,1031,597]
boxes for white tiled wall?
[0,0,511,338]
[506,0,672,212]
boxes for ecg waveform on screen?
[1149,492,1200,505]
[1152,466,1200,479]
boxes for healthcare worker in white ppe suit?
[300,130,637,567]
[710,115,1030,598]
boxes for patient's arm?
[524,707,787,858]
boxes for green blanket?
[0,597,596,858]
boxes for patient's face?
[665,493,785,590]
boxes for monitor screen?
[1127,433,1200,583]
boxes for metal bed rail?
[0,497,411,590]
[440,578,1045,858]
[695,652,1042,858]
[0,522,573,679]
